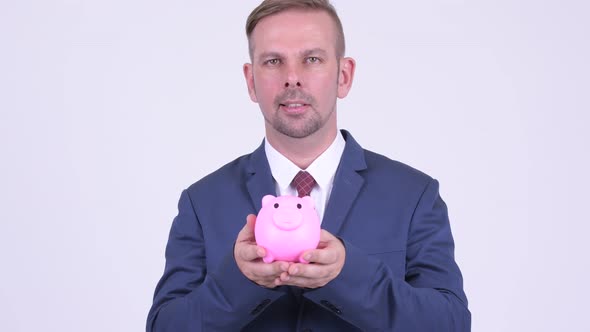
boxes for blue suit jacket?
[147,130,470,331]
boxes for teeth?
[286,104,304,107]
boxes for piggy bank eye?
[274,203,279,208]
[297,204,302,209]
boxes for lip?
[279,101,310,114]
[281,100,308,105]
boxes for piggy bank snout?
[272,209,303,231]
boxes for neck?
[266,126,338,170]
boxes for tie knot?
[292,171,316,197]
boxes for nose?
[284,63,302,88]
[284,81,301,88]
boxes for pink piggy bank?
[255,195,320,263]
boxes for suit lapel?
[245,132,367,232]
[321,130,367,235]
[245,140,276,212]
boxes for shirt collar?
[265,131,346,192]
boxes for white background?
[1,0,588,331]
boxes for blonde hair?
[246,0,346,59]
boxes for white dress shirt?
[264,131,346,223]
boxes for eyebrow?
[257,48,329,62]
[257,52,283,61]
[301,48,328,57]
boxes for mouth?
[279,102,310,114]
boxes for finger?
[247,213,256,227]
[295,230,337,264]
[279,275,326,289]
[236,214,257,243]
[260,261,290,275]
[314,230,337,250]
[288,262,325,278]
[274,277,282,286]
[300,247,336,265]
[319,229,337,242]
[279,271,290,282]
[273,261,291,276]
[238,243,265,261]
[249,260,290,279]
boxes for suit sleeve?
[304,179,471,331]
[146,190,283,332]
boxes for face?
[244,10,355,141]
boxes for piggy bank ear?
[262,195,276,207]
[301,196,315,208]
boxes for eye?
[306,56,321,64]
[297,204,302,209]
[265,58,281,66]
[274,203,279,208]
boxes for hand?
[276,229,346,289]
[234,214,290,288]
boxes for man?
[147,0,470,331]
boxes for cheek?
[309,68,338,84]
[254,72,281,93]
[309,73,339,99]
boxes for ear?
[301,196,315,209]
[337,57,356,99]
[262,195,275,207]
[243,63,258,103]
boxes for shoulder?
[340,129,435,191]
[362,148,433,189]
[185,152,253,197]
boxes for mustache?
[274,89,315,105]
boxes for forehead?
[250,9,337,57]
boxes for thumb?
[319,229,334,241]
[318,229,337,248]
[237,214,257,242]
